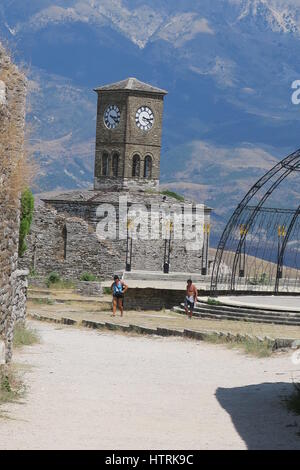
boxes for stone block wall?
[74,281,103,297]
[20,192,212,280]
[123,288,185,311]
[0,44,27,363]
[19,204,126,280]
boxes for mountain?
[1,0,300,241]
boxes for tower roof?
[94,77,167,95]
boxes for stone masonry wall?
[19,191,211,280]
[123,288,185,311]
[0,45,27,363]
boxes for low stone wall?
[123,288,185,311]
[28,277,47,289]
[74,281,103,297]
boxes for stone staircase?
[173,300,300,326]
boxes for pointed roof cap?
[94,77,167,95]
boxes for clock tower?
[94,78,167,190]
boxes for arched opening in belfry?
[112,153,119,177]
[144,155,152,178]
[132,154,141,177]
[62,225,67,260]
[102,152,109,176]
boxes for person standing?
[111,275,128,317]
[184,279,198,319]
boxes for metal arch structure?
[210,148,300,295]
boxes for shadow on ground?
[216,382,300,450]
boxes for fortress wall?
[0,45,27,363]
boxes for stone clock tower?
[27,75,211,280]
[94,78,167,190]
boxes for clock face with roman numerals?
[135,106,154,131]
[104,104,121,129]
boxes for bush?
[18,188,34,257]
[46,272,61,287]
[80,273,97,282]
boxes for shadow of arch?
[216,382,300,450]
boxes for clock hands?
[141,116,153,123]
[110,114,119,123]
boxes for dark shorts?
[113,293,123,301]
[184,298,194,311]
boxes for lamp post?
[277,225,286,280]
[125,217,134,272]
[201,223,211,275]
[239,224,248,278]
[163,219,173,274]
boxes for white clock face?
[104,105,121,129]
[135,106,154,131]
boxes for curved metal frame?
[210,148,300,294]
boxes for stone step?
[195,301,300,319]
[192,306,300,323]
[28,295,111,308]
[173,306,300,326]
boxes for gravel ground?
[0,321,300,450]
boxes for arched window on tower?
[144,155,152,178]
[132,154,141,177]
[112,153,119,177]
[102,152,109,176]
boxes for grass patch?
[204,333,272,358]
[13,323,40,349]
[207,297,221,306]
[160,190,185,202]
[53,280,76,289]
[80,273,98,282]
[0,365,25,405]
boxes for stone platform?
[219,295,300,313]
[110,269,212,291]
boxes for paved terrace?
[27,288,300,340]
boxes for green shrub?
[18,188,34,257]
[160,190,185,202]
[46,272,61,287]
[103,287,112,295]
[80,273,97,282]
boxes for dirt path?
[0,321,300,450]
